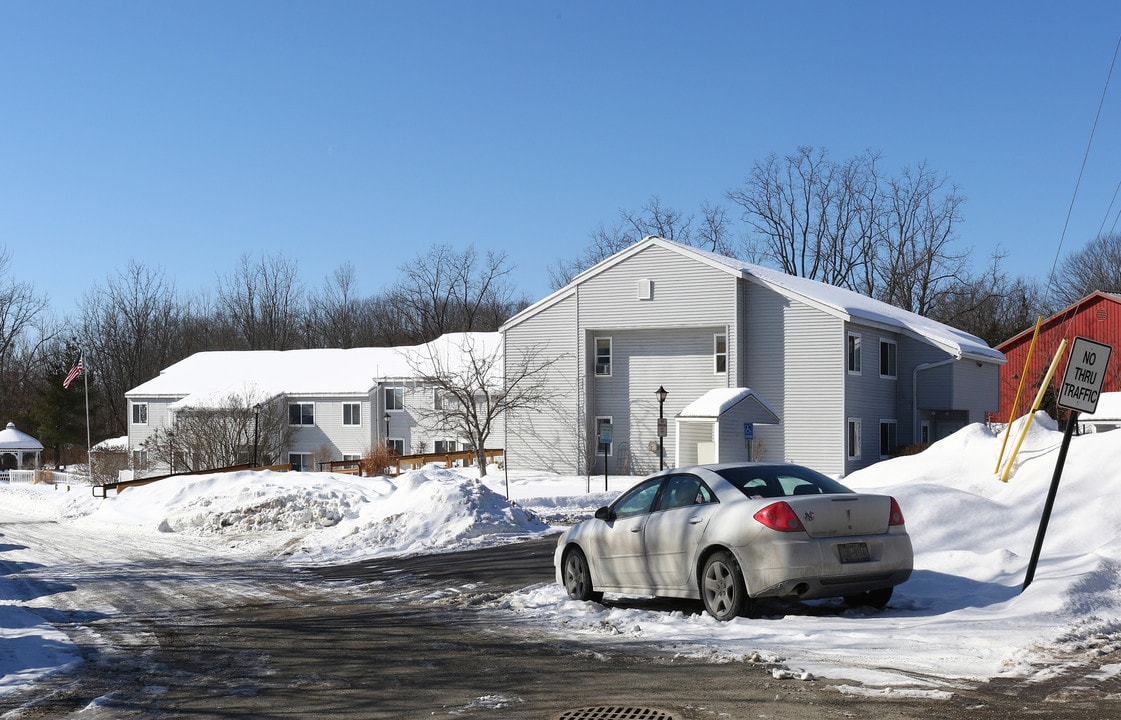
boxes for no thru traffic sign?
[1057,336,1113,414]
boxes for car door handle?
[688,516,705,525]
[631,525,643,533]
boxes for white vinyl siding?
[502,291,582,473]
[749,288,845,475]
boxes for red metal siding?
[995,294,1121,421]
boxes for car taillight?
[753,502,805,532]
[889,497,905,526]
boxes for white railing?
[0,470,88,485]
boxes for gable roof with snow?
[126,333,502,410]
[504,237,1004,364]
[677,388,781,424]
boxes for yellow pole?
[1000,338,1067,483]
[994,316,1043,474]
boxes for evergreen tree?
[31,345,88,466]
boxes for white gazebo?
[0,421,43,470]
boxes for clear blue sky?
[4,2,1121,315]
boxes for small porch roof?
[676,388,780,424]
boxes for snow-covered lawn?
[3,412,1121,698]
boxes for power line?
[1046,32,1121,300]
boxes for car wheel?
[844,587,893,609]
[562,547,603,602]
[701,550,754,621]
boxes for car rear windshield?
[715,465,854,499]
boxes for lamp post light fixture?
[384,412,391,448]
[252,403,261,467]
[655,385,668,471]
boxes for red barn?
[995,292,1121,422]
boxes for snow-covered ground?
[3,413,1121,700]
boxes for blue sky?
[4,2,1121,316]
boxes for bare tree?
[548,196,734,289]
[141,393,292,475]
[0,247,51,423]
[873,162,968,316]
[217,253,306,350]
[1050,233,1121,307]
[403,335,560,477]
[726,146,881,291]
[930,249,1051,346]
[304,262,377,348]
[387,245,524,344]
[79,261,195,435]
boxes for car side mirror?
[594,506,613,521]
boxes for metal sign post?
[600,421,612,492]
[1022,337,1112,592]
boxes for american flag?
[63,352,83,389]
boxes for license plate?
[838,542,870,563]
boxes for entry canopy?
[677,388,780,424]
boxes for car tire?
[562,547,603,602]
[844,587,893,609]
[701,550,755,621]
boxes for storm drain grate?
[556,708,677,720]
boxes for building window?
[880,339,897,378]
[385,387,404,411]
[847,418,862,459]
[596,416,613,457]
[595,337,612,376]
[847,333,862,374]
[434,440,457,453]
[289,402,314,426]
[132,402,148,425]
[289,453,312,471]
[880,420,898,458]
[132,449,148,469]
[342,402,361,426]
[387,438,404,455]
[714,333,727,375]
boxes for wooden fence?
[322,448,504,477]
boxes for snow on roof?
[0,422,43,451]
[1080,391,1121,421]
[680,240,1005,363]
[677,388,781,423]
[126,332,501,409]
[509,237,1003,364]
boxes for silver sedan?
[555,462,913,620]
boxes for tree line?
[7,145,1119,467]
[9,245,528,466]
[549,146,1097,349]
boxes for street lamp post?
[656,386,668,471]
[252,403,261,467]
[384,412,391,448]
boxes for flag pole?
[82,351,91,482]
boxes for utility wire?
[1046,32,1121,301]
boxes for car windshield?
[715,464,854,499]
